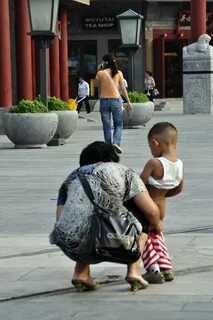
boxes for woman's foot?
[125,276,148,292]
[71,278,101,292]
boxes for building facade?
[68,0,213,98]
[0,0,90,111]
[67,0,146,97]
[0,0,213,114]
[145,0,213,98]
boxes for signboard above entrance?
[73,0,90,4]
[82,16,117,30]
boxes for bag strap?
[104,70,122,100]
[77,170,95,204]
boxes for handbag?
[153,88,160,97]
[77,170,141,264]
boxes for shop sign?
[176,10,213,35]
[82,16,117,30]
[178,11,213,28]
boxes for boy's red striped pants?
[142,232,173,271]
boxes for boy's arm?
[166,179,184,197]
[140,159,155,184]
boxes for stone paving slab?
[1,232,213,301]
[0,275,213,320]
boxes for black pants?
[77,96,91,113]
[145,89,154,102]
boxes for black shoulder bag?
[78,170,141,264]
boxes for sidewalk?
[0,110,213,319]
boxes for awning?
[72,0,90,5]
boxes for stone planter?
[53,110,78,139]
[123,101,154,128]
[3,112,58,148]
[48,110,78,146]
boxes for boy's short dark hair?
[79,141,120,166]
[147,122,177,140]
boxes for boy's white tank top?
[147,157,183,190]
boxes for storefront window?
[68,40,97,98]
[108,39,129,84]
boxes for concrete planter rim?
[50,110,78,140]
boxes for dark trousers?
[77,96,91,113]
[145,89,154,102]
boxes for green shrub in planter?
[48,96,70,111]
[128,91,150,103]
[9,99,48,113]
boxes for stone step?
[154,98,183,111]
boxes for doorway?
[164,39,188,97]
[153,37,188,98]
[68,40,97,98]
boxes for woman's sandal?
[71,279,101,292]
[126,277,149,292]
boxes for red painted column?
[191,0,206,42]
[15,0,33,101]
[59,7,69,101]
[50,36,61,97]
[0,0,12,107]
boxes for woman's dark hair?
[79,141,120,166]
[102,53,119,78]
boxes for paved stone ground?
[0,110,213,319]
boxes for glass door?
[68,41,97,98]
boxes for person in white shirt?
[77,77,91,113]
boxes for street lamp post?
[27,0,59,106]
[117,9,143,91]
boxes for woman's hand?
[128,101,133,110]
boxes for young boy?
[140,122,184,283]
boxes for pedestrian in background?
[144,71,155,102]
[77,76,91,114]
[95,53,132,154]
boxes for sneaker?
[112,144,123,154]
[162,270,174,282]
[143,271,165,284]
